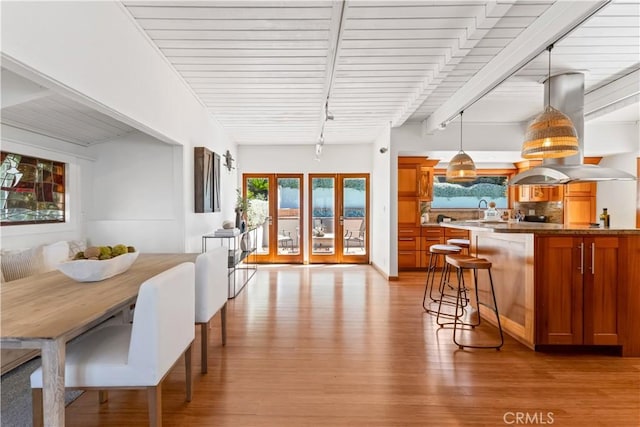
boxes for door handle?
[268,216,273,225]
[339,215,344,225]
[579,243,584,275]
[591,242,595,275]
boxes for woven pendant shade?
[446,111,477,182]
[521,105,579,159]
[446,151,477,182]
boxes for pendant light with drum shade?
[521,45,579,159]
[446,111,477,182]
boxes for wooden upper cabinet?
[548,186,564,202]
[398,157,439,200]
[564,196,595,227]
[513,160,550,202]
[565,182,596,197]
[418,166,433,200]
[398,164,419,197]
[518,185,549,202]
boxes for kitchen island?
[440,221,640,356]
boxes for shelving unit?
[202,227,258,299]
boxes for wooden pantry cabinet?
[535,235,621,346]
[398,157,440,270]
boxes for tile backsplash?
[421,207,483,224]
[513,201,563,224]
[421,201,564,224]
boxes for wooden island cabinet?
[535,236,620,346]
[441,221,640,356]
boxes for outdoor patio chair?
[344,219,365,252]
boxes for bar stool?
[440,254,504,350]
[422,244,462,314]
[446,238,470,254]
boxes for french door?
[308,173,369,264]
[243,174,303,263]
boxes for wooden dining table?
[0,253,198,427]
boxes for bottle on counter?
[599,208,610,228]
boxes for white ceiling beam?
[392,1,515,126]
[0,69,52,109]
[584,69,640,119]
[423,0,610,134]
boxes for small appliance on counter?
[436,214,456,223]
[523,215,547,223]
[483,201,500,220]
[483,208,500,220]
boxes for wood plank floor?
[65,265,640,426]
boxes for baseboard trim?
[371,262,397,281]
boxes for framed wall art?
[0,151,66,225]
[194,147,220,213]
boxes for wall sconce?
[223,150,235,172]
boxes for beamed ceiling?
[123,0,639,146]
[1,1,638,153]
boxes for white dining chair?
[30,262,196,427]
[195,247,228,374]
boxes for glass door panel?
[342,177,367,258]
[309,173,369,264]
[310,176,336,261]
[244,173,303,263]
[245,176,271,262]
[276,176,303,261]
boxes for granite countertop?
[440,220,640,235]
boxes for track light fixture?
[325,99,334,121]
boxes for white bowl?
[57,252,139,282]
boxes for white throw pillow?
[0,246,46,282]
[42,241,70,271]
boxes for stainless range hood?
[510,73,636,185]
[509,163,635,185]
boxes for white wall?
[370,126,392,277]
[592,122,639,229]
[2,1,238,253]
[2,1,217,148]
[585,122,640,156]
[395,122,527,155]
[84,132,183,252]
[597,153,637,228]
[1,126,89,250]
[595,121,640,229]
[237,144,374,263]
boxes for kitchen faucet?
[478,199,488,209]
